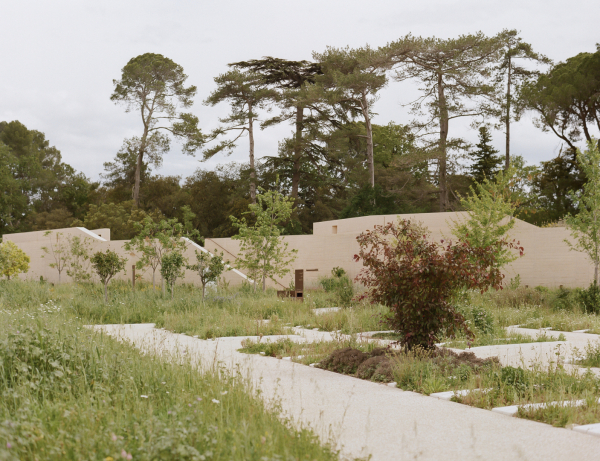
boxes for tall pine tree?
[469,127,503,184]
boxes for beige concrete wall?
[3,228,251,287]
[207,212,595,289]
[4,212,595,289]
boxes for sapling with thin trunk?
[187,249,228,301]
[91,250,127,303]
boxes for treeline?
[1,30,599,238]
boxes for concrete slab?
[313,307,343,315]
[493,400,587,417]
[430,388,492,400]
[94,324,600,461]
[574,423,600,437]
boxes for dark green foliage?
[580,282,600,314]
[498,366,529,395]
[319,269,354,306]
[0,121,96,234]
[468,127,503,184]
[340,184,398,218]
[90,250,127,302]
[470,305,495,335]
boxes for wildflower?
[104,457,114,461]
[196,397,202,401]
[221,391,228,395]
[121,449,132,460]
[140,395,148,398]
[212,399,220,404]
[6,443,12,449]
[111,433,118,442]
[188,403,192,407]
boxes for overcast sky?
[1,0,599,183]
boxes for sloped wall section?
[4,212,594,289]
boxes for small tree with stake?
[354,220,521,350]
[91,250,127,303]
[160,252,185,299]
[187,250,228,301]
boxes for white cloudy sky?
[1,0,599,183]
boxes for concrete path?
[94,324,600,461]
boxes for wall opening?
[332,225,337,234]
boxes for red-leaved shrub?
[354,220,522,350]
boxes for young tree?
[65,235,93,283]
[203,69,276,203]
[0,240,30,280]
[565,140,600,284]
[386,32,502,211]
[160,252,185,299]
[187,249,228,300]
[494,30,551,169]
[355,220,512,349]
[468,126,503,184]
[450,167,523,270]
[313,45,389,188]
[91,250,127,303]
[111,53,205,206]
[231,187,297,291]
[41,231,69,284]
[125,216,198,292]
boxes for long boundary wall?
[4,212,594,289]
[3,228,251,286]
[205,212,594,289]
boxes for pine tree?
[469,127,503,184]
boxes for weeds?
[0,285,339,460]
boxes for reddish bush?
[354,220,522,350]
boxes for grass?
[5,278,600,436]
[575,341,600,368]
[0,281,341,460]
[239,336,379,366]
[469,286,600,333]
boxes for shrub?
[160,252,186,299]
[471,305,495,335]
[580,282,600,314]
[319,268,354,307]
[0,240,30,280]
[90,250,127,302]
[354,220,518,349]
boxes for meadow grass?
[0,281,341,460]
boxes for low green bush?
[580,282,600,314]
[318,268,354,307]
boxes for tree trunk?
[58,270,61,284]
[505,56,512,170]
[152,268,155,289]
[291,106,304,201]
[262,272,266,292]
[133,128,149,207]
[162,276,165,297]
[171,282,174,300]
[437,73,449,212]
[202,282,206,301]
[362,92,375,188]
[104,282,108,303]
[248,103,256,204]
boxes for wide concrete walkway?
[94,324,600,461]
